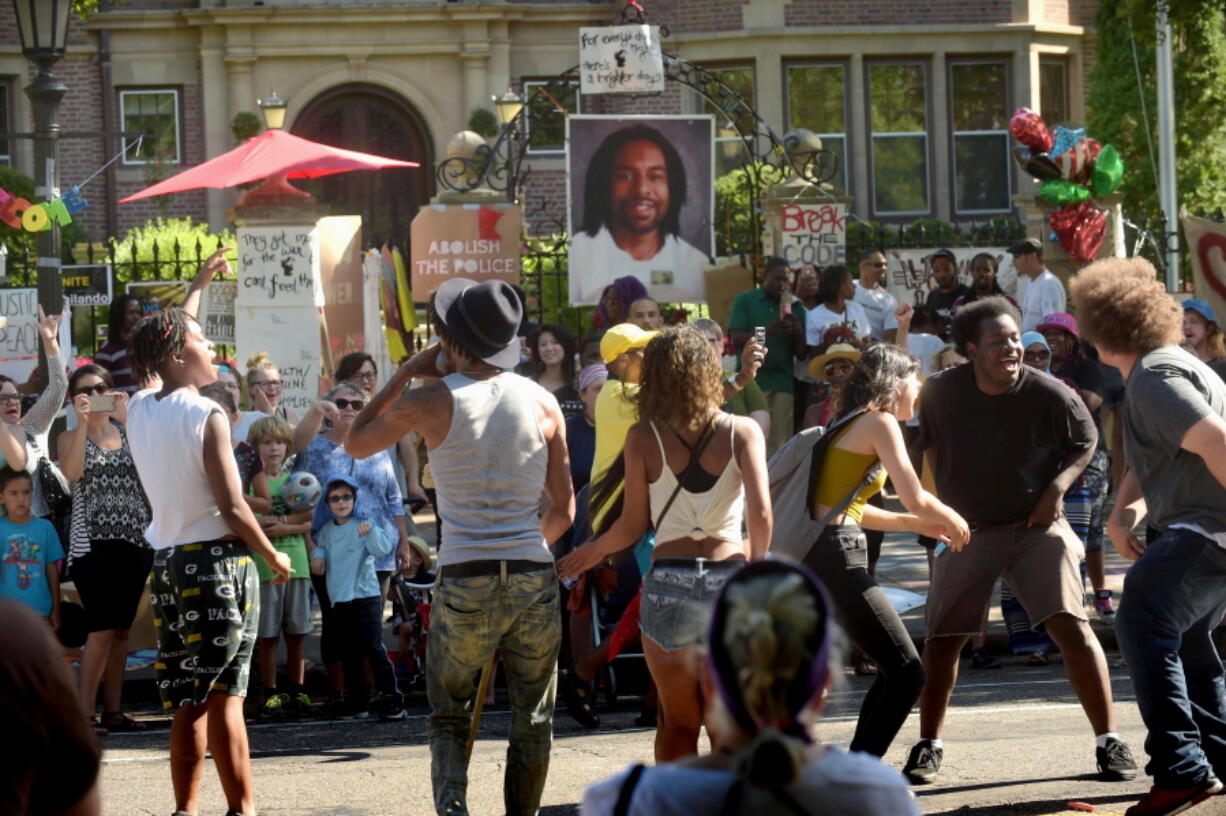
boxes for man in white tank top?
[346,279,574,816]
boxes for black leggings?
[311,572,342,666]
[804,524,925,757]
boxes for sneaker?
[971,647,1001,670]
[1095,590,1117,623]
[378,693,408,721]
[902,740,943,785]
[259,693,290,721]
[1126,776,1223,815]
[287,692,314,716]
[325,692,355,721]
[1098,737,1140,781]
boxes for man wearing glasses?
[852,249,900,343]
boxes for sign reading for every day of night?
[579,24,665,95]
[409,203,522,295]
[777,203,847,268]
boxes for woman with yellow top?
[806,343,969,758]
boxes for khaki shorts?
[926,518,1086,639]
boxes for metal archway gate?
[435,12,838,329]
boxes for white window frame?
[949,59,1012,215]
[0,81,11,167]
[784,62,850,196]
[119,88,182,166]
[867,60,932,218]
[524,80,580,156]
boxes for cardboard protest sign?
[409,203,521,298]
[776,203,846,268]
[882,247,1016,307]
[127,280,188,313]
[199,281,236,346]
[236,226,323,308]
[1182,211,1226,327]
[579,25,665,95]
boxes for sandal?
[558,668,600,730]
[100,711,147,732]
[87,716,108,737]
[1027,648,1050,666]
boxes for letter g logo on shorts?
[212,636,229,647]
[185,610,199,622]
[211,546,224,556]
[215,584,236,600]
[185,563,198,575]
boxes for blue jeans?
[1115,528,1226,788]
[426,567,560,816]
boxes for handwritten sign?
[0,289,41,380]
[199,281,236,346]
[778,203,846,268]
[236,226,322,308]
[579,25,664,95]
[62,264,113,307]
[883,247,1017,307]
[235,304,318,417]
[410,203,522,296]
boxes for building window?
[1040,57,1068,124]
[785,63,848,195]
[700,65,755,178]
[525,80,579,154]
[0,81,11,167]
[868,61,929,216]
[119,89,181,165]
[950,60,1011,214]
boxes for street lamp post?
[14,0,72,318]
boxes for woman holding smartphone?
[58,364,153,736]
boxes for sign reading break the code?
[777,203,846,268]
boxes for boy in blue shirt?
[0,468,63,629]
[310,475,406,721]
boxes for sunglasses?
[327,493,355,504]
[824,362,855,377]
[74,383,109,396]
[335,398,365,411]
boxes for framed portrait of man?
[566,115,715,306]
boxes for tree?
[1087,1,1226,221]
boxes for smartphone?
[753,326,766,346]
[87,393,115,413]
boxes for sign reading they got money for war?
[410,203,522,296]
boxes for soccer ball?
[281,472,322,512]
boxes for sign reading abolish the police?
[62,264,113,307]
[579,25,664,95]
[409,203,522,296]
[777,203,846,268]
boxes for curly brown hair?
[636,326,724,431]
[1069,258,1183,354]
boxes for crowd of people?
[2,241,1226,816]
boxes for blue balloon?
[1049,126,1084,159]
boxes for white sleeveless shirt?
[126,388,235,549]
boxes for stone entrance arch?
[292,83,434,249]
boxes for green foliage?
[715,162,779,257]
[467,108,500,139]
[231,111,262,143]
[112,217,235,282]
[1088,1,1226,222]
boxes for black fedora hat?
[434,278,523,370]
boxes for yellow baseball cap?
[600,323,657,363]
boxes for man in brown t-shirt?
[901,296,1137,786]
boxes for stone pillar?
[761,176,853,271]
[200,26,230,231]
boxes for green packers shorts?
[151,540,260,710]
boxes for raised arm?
[56,396,91,483]
[202,412,291,583]
[347,344,444,459]
[182,247,234,319]
[293,399,336,456]
[21,307,67,437]
[0,421,28,472]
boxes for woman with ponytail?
[804,343,969,758]
[581,561,919,815]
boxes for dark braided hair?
[128,308,194,382]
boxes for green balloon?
[1092,143,1124,197]
[1038,179,1091,205]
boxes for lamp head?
[258,90,288,130]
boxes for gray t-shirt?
[1124,346,1226,534]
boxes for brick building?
[0,0,1097,248]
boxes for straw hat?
[405,535,433,571]
[808,343,862,381]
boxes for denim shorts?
[640,557,744,651]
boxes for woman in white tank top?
[558,326,772,762]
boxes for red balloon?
[1049,202,1106,261]
[1010,107,1053,154]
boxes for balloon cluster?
[1010,108,1124,261]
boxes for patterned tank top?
[68,423,152,563]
